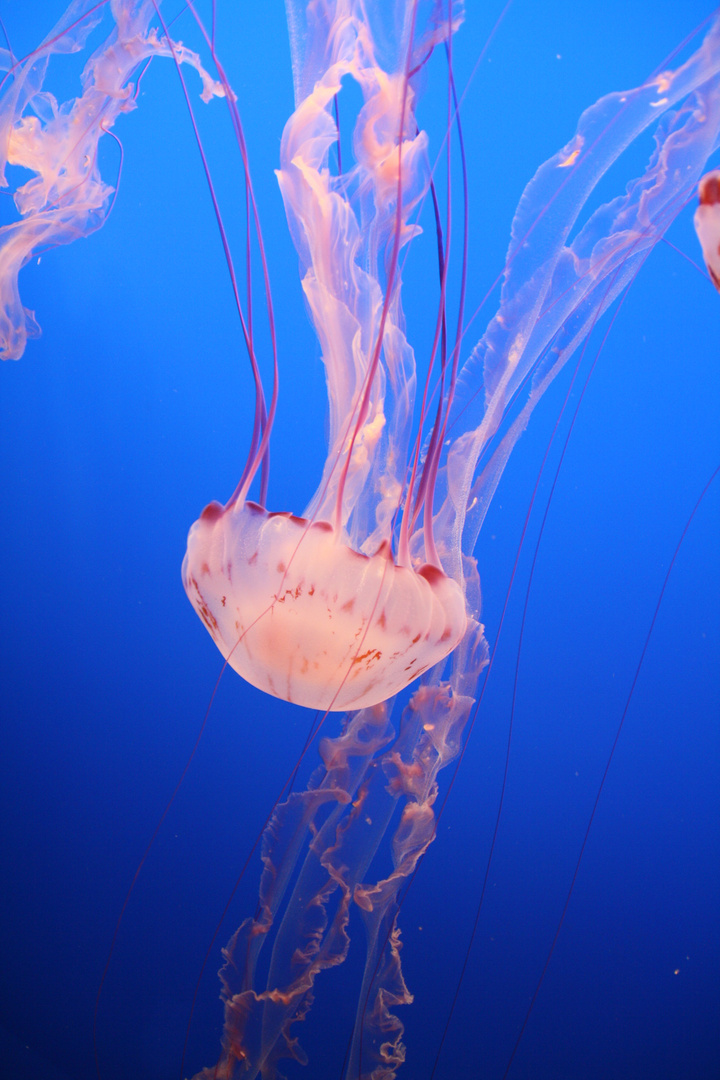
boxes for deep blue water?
[1,3,718,1079]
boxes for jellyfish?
[695,169,720,289]
[178,6,720,1076]
[0,3,718,1080]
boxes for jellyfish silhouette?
[1,3,719,1080]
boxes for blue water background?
[1,2,718,1078]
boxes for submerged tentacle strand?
[0,0,224,361]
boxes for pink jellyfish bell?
[180,4,720,725]
[182,8,471,715]
[694,170,720,291]
[182,500,466,712]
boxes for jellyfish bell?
[182,497,467,711]
[180,0,470,714]
[695,169,720,290]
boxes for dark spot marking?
[194,589,219,633]
[418,563,447,586]
[200,501,224,523]
[699,172,720,206]
[352,648,382,668]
